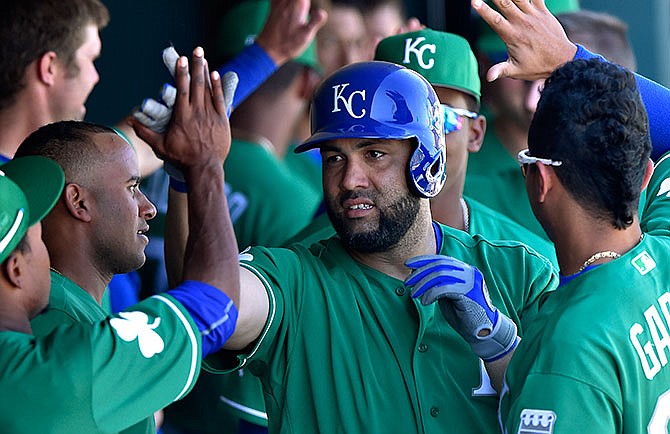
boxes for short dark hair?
[0,0,109,110]
[529,58,651,230]
[15,120,116,186]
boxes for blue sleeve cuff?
[216,42,277,110]
[168,280,238,356]
[169,176,188,193]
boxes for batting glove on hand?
[405,255,519,362]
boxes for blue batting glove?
[405,254,519,362]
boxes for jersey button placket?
[395,286,406,296]
[417,343,428,352]
[430,407,440,417]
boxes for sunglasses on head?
[441,104,478,135]
[517,148,563,177]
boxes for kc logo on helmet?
[403,37,436,69]
[332,83,366,119]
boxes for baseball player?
[413,57,670,434]
[0,49,238,433]
[290,28,559,271]
[150,60,557,433]
[406,2,670,432]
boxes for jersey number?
[648,389,670,433]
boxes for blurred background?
[86,0,670,126]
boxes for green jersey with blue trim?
[211,223,556,433]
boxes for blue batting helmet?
[295,61,446,198]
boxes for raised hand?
[472,0,577,82]
[130,47,231,173]
[255,0,328,65]
[405,254,519,362]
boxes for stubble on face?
[327,187,421,253]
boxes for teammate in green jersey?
[156,55,557,432]
[408,2,670,432]
[0,48,239,434]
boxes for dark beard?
[327,190,421,253]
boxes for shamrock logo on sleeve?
[110,311,165,358]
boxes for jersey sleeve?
[503,373,620,434]
[216,42,277,110]
[88,294,203,431]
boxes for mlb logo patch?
[518,409,556,434]
[631,251,656,275]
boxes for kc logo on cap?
[403,37,436,70]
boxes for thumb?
[306,8,328,35]
[128,117,166,158]
[486,61,515,82]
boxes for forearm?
[183,164,240,306]
[484,349,515,394]
[165,187,188,289]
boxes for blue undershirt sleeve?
[216,42,278,110]
[168,280,238,357]
[574,44,670,160]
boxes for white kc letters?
[403,37,436,69]
[332,83,366,119]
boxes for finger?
[162,46,180,79]
[405,255,442,269]
[190,46,206,107]
[210,70,226,116]
[141,98,171,120]
[306,7,328,34]
[160,83,177,108]
[486,61,516,81]
[488,0,527,19]
[471,0,513,41]
[221,71,239,116]
[508,0,536,15]
[173,56,190,111]
[128,117,166,156]
[132,110,169,133]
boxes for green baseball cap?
[0,156,64,263]
[477,0,580,58]
[375,29,480,103]
[215,0,321,73]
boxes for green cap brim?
[2,156,64,226]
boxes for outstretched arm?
[218,0,327,108]
[472,0,670,159]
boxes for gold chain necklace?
[578,251,621,273]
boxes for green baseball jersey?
[500,235,670,434]
[225,138,322,248]
[467,197,557,270]
[642,152,670,236]
[0,294,201,433]
[499,151,670,434]
[30,271,156,434]
[208,223,557,433]
[166,137,322,432]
